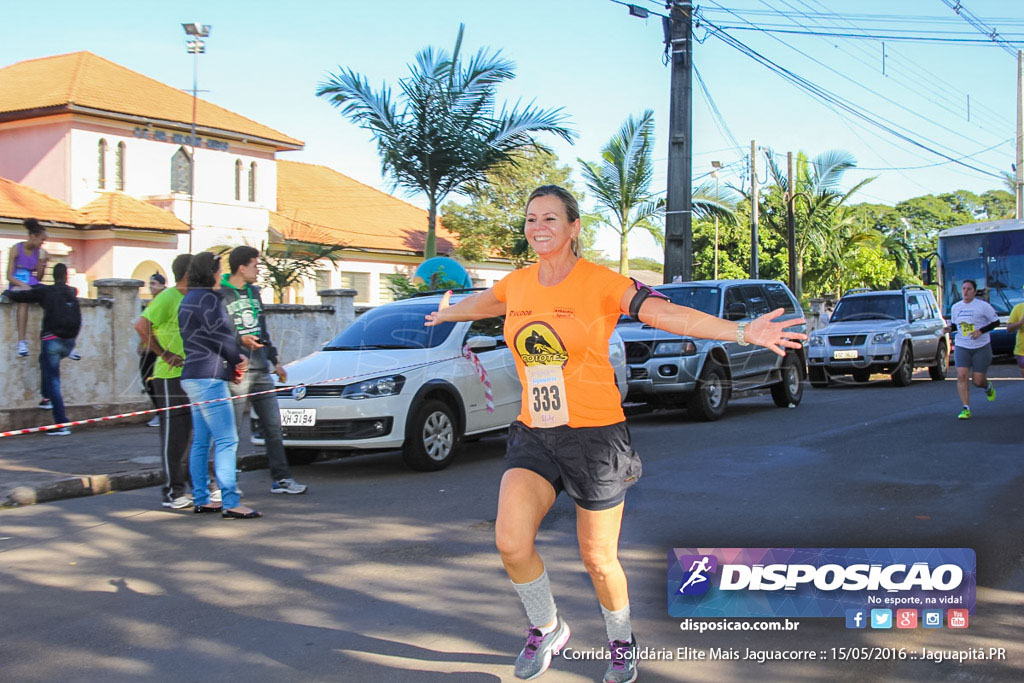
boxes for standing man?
[945,279,999,420]
[221,246,307,495]
[1007,289,1024,379]
[139,273,167,427]
[7,218,48,357]
[5,263,80,435]
[134,254,194,508]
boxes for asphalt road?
[1,365,1022,681]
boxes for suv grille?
[278,385,344,398]
[829,335,867,346]
[625,341,652,363]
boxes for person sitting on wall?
[6,218,48,358]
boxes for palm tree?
[317,25,575,259]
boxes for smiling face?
[524,194,580,259]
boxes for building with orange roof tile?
[0,51,512,304]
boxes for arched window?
[234,159,243,201]
[115,142,126,191]
[248,162,257,202]
[171,147,192,194]
[97,139,108,189]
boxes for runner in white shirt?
[944,279,999,419]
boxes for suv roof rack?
[409,287,488,298]
[901,284,928,292]
[844,287,872,295]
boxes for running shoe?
[985,382,996,402]
[47,427,71,436]
[69,351,81,361]
[514,617,570,680]
[957,407,972,420]
[38,398,52,409]
[147,415,161,427]
[162,494,194,510]
[604,635,639,683]
[17,340,28,357]
[271,478,308,495]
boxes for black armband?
[628,278,669,321]
[979,320,999,334]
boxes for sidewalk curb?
[1,452,269,508]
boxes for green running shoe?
[957,407,972,420]
[985,383,996,402]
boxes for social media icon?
[922,610,943,628]
[845,609,867,629]
[948,609,969,629]
[896,609,918,628]
[870,609,892,629]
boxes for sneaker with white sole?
[514,617,570,680]
[271,478,308,494]
[147,415,161,427]
[17,340,29,357]
[47,427,71,436]
[38,398,52,409]
[69,352,81,361]
[603,635,639,683]
[162,494,194,509]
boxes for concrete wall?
[0,283,356,431]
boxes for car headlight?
[652,340,697,356]
[809,335,824,346]
[872,332,894,343]
[341,375,405,399]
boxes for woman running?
[425,185,805,682]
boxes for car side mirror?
[465,335,498,351]
[725,302,748,321]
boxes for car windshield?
[324,302,455,350]
[831,294,905,321]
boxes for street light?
[182,22,210,252]
[710,161,722,280]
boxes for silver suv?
[806,285,948,387]
[617,279,806,421]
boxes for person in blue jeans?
[177,251,261,520]
[5,263,81,435]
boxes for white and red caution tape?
[462,345,495,414]
[0,355,471,438]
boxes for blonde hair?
[526,185,582,256]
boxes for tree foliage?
[259,242,345,303]
[316,24,575,259]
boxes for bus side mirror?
[921,258,933,286]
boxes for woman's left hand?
[745,309,808,356]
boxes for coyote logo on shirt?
[514,322,568,368]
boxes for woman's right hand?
[424,291,452,327]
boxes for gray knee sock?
[601,602,632,643]
[512,570,558,630]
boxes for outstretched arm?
[424,289,505,326]
[622,287,807,356]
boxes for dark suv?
[617,279,807,420]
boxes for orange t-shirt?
[492,259,634,428]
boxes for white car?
[253,292,628,471]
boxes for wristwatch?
[736,321,750,346]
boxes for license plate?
[833,349,859,359]
[280,409,316,426]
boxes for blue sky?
[5,0,1023,260]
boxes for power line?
[705,24,1024,45]
[939,0,1021,57]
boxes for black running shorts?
[505,420,643,511]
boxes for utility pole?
[663,1,693,283]
[786,151,798,296]
[1017,50,1023,219]
[750,140,759,278]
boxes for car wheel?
[852,370,871,383]
[891,345,914,387]
[687,361,730,421]
[770,353,804,407]
[402,399,458,471]
[284,448,318,466]
[808,365,829,388]
[929,343,948,381]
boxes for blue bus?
[931,218,1024,355]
